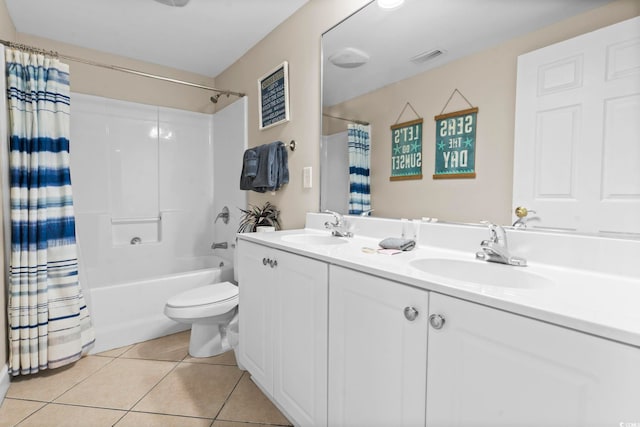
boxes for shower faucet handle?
[215,206,230,224]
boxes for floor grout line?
[111,356,184,426]
[210,368,246,422]
[4,332,291,427]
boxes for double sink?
[279,232,552,289]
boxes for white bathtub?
[87,256,234,354]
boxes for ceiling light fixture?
[377,0,404,9]
[328,47,370,69]
[153,0,190,7]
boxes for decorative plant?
[238,201,282,233]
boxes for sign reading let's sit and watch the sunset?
[434,107,478,179]
[390,118,423,181]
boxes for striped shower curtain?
[348,123,371,215]
[5,48,94,375]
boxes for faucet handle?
[324,210,343,225]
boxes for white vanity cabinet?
[328,265,430,427]
[426,292,640,427]
[237,239,329,427]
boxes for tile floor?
[0,331,293,427]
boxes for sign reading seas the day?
[390,118,423,181]
[434,107,478,179]
[259,61,290,130]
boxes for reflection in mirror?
[320,0,637,237]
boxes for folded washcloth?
[378,237,416,251]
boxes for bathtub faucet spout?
[211,242,228,250]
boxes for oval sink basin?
[409,258,553,289]
[281,234,349,246]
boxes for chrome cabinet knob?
[404,306,419,321]
[429,314,446,329]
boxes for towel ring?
[289,140,296,151]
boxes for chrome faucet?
[324,210,353,238]
[360,209,374,217]
[211,241,228,250]
[475,222,526,266]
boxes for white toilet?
[164,281,239,358]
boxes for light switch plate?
[303,166,312,188]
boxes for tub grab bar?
[111,216,161,224]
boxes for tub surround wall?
[212,98,248,259]
[70,94,247,353]
[72,93,216,289]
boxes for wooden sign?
[258,61,290,130]
[390,118,423,181]
[434,107,478,179]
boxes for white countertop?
[238,227,640,349]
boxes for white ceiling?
[323,0,616,106]
[5,0,310,77]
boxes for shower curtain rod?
[322,113,369,126]
[0,39,245,98]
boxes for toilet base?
[188,307,237,358]
[189,323,227,357]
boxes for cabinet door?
[237,240,273,390]
[427,292,640,427]
[328,266,429,427]
[273,250,328,427]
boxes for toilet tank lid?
[167,282,238,307]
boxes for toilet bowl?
[164,281,239,358]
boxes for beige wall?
[215,0,370,229]
[0,0,15,41]
[14,34,218,113]
[325,0,639,225]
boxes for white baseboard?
[0,363,10,404]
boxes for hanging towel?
[244,149,259,177]
[276,142,289,189]
[239,141,289,193]
[252,142,279,190]
[240,148,258,190]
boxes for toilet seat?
[165,282,239,320]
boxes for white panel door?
[273,250,328,427]
[426,293,640,427]
[513,17,640,235]
[328,266,429,427]
[237,240,274,391]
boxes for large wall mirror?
[320,0,638,236]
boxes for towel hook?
[288,140,296,151]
